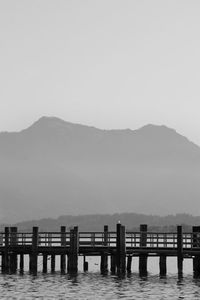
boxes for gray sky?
[1,1,200,144]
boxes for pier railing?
[0,230,199,249]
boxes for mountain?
[0,116,200,223]
[6,213,200,232]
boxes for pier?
[1,224,200,276]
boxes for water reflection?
[0,260,200,299]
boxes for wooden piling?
[127,256,132,273]
[29,254,32,273]
[43,254,48,273]
[177,225,183,276]
[83,256,88,271]
[60,226,66,274]
[111,254,116,274]
[159,255,167,276]
[116,223,126,274]
[139,224,148,276]
[61,254,66,274]
[193,256,200,277]
[100,253,108,274]
[51,254,55,273]
[19,254,24,274]
[2,227,9,273]
[67,226,79,273]
[31,226,38,274]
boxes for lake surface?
[0,256,200,299]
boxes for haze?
[0,1,200,144]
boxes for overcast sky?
[1,1,200,144]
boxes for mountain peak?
[23,116,102,137]
[24,116,77,133]
[31,116,67,127]
[139,124,176,132]
[136,123,182,139]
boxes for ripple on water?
[0,257,200,299]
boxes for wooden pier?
[1,224,200,276]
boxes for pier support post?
[193,256,200,277]
[10,227,18,273]
[29,254,32,272]
[177,225,183,276]
[30,227,38,275]
[100,253,108,274]
[116,223,126,274]
[83,256,88,271]
[111,254,116,274]
[159,255,167,276]
[43,254,48,273]
[67,226,79,274]
[127,256,132,273]
[139,224,148,276]
[51,254,55,273]
[19,254,24,274]
[60,226,66,274]
[192,226,200,277]
[101,225,108,274]
[2,227,10,273]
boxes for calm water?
[0,256,200,299]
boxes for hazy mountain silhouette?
[5,213,200,232]
[0,116,200,223]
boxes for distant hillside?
[0,116,200,222]
[3,213,200,232]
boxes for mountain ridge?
[0,116,200,223]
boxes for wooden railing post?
[31,226,38,274]
[67,226,79,274]
[192,226,200,277]
[177,225,183,276]
[192,226,200,248]
[2,227,10,273]
[139,224,148,276]
[116,223,126,274]
[103,225,108,246]
[60,226,66,274]
[10,227,18,273]
[140,224,147,247]
[101,225,108,274]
